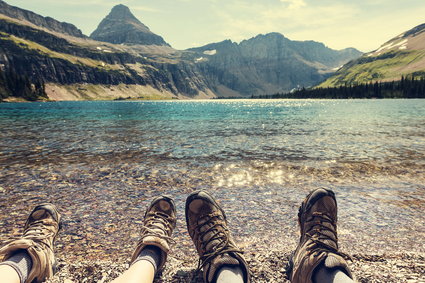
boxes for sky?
[4,0,425,52]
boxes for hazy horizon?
[3,0,425,52]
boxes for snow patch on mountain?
[203,49,217,55]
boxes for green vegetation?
[0,19,134,74]
[320,50,425,87]
[0,32,118,70]
[254,76,425,99]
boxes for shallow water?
[0,99,424,259]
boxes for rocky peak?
[240,33,291,52]
[108,4,141,25]
[90,4,169,46]
[254,32,287,40]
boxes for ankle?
[133,245,163,274]
[0,265,21,283]
[313,263,354,283]
[0,250,33,283]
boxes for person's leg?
[0,251,32,283]
[0,265,21,283]
[286,188,354,283]
[112,196,176,283]
[111,260,155,283]
[0,203,61,283]
[185,190,250,283]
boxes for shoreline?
[3,97,425,103]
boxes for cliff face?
[0,17,214,99]
[90,5,169,46]
[0,0,84,37]
[188,33,362,96]
[0,67,46,101]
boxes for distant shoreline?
[2,77,425,103]
[2,97,425,103]
[251,77,425,99]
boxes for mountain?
[0,6,214,101]
[188,33,362,96]
[0,0,84,37]
[320,23,425,87]
[90,4,169,46]
[0,1,362,101]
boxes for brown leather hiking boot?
[131,195,176,270]
[185,191,250,283]
[0,203,61,283]
[286,188,353,283]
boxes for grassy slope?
[45,83,179,101]
[0,31,123,71]
[318,27,425,88]
[319,50,425,87]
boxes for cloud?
[279,0,306,10]
[211,0,359,45]
[14,0,121,7]
[131,6,160,13]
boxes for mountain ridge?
[0,0,84,37]
[319,23,425,87]
[189,32,362,95]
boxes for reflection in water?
[0,99,424,259]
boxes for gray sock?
[216,266,245,283]
[0,250,33,283]
[314,265,354,283]
[133,245,162,274]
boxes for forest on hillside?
[254,76,425,99]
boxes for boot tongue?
[149,220,166,236]
[204,253,240,283]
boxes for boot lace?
[141,211,175,244]
[3,219,58,250]
[195,212,242,271]
[25,220,55,238]
[305,212,351,260]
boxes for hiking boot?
[185,191,250,283]
[286,188,353,283]
[0,203,62,283]
[131,195,176,271]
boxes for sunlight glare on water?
[0,99,424,256]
